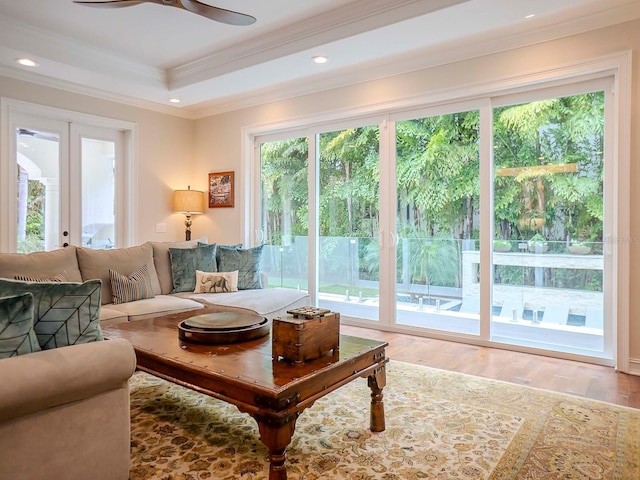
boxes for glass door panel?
[3,103,133,254]
[318,126,380,321]
[259,137,310,292]
[15,126,63,253]
[395,111,480,334]
[491,91,607,358]
[80,137,116,249]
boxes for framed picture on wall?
[208,171,234,208]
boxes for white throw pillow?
[194,270,239,293]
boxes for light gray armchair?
[0,338,136,480]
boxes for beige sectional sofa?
[0,240,310,325]
[0,240,309,479]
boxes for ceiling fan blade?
[73,0,146,8]
[179,0,256,26]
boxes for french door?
[1,100,135,253]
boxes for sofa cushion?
[180,288,309,319]
[0,246,83,283]
[99,306,129,326]
[77,244,161,305]
[0,293,41,358]
[194,270,239,293]
[150,240,199,295]
[169,244,217,293]
[217,245,263,290]
[103,295,203,322]
[109,264,155,305]
[0,279,103,350]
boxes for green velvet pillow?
[169,243,217,293]
[0,293,41,358]
[217,245,263,290]
[198,242,242,267]
[0,279,103,350]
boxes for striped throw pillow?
[109,264,155,305]
[14,272,68,282]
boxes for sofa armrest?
[0,339,136,423]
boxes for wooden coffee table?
[102,308,388,480]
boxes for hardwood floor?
[341,325,640,408]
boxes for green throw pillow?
[0,293,41,358]
[169,243,217,293]
[198,242,242,267]
[217,245,263,290]
[0,279,103,350]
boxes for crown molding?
[1,1,638,120]
[168,0,468,89]
[0,67,192,119]
[0,15,163,86]
[188,1,640,118]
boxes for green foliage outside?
[260,91,605,293]
[18,179,45,253]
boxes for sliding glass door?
[258,125,381,321]
[394,109,480,334]
[316,126,380,321]
[252,75,617,364]
[258,137,310,291]
[490,88,609,357]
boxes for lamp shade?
[173,188,204,214]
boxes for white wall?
[193,20,640,361]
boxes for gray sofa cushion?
[179,288,309,319]
[99,306,129,326]
[103,295,203,322]
[0,246,83,283]
[0,293,40,358]
[77,244,161,304]
[0,279,103,350]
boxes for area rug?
[128,361,640,479]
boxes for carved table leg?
[368,365,387,432]
[255,414,298,480]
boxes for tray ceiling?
[0,0,638,117]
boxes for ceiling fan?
[73,0,256,26]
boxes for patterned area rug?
[129,361,640,479]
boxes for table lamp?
[173,186,204,240]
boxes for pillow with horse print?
[194,270,238,293]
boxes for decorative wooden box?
[272,307,340,363]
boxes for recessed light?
[169,98,181,104]
[16,58,38,67]
[524,13,535,19]
[312,55,328,64]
